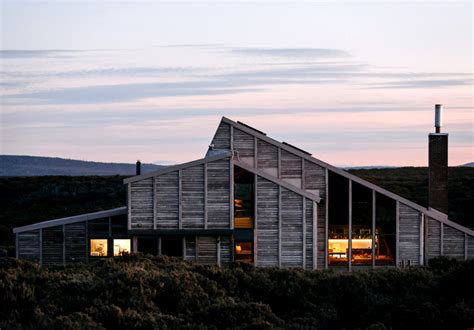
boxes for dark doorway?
[161,237,183,257]
[137,238,158,256]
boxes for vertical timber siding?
[468,236,474,259]
[219,236,232,265]
[207,159,231,229]
[425,217,441,261]
[185,237,197,262]
[443,225,465,259]
[233,128,255,166]
[182,165,205,229]
[317,203,326,269]
[130,178,153,229]
[281,188,304,267]
[197,236,218,264]
[65,222,87,263]
[18,230,40,262]
[211,122,231,150]
[257,139,278,177]
[42,226,64,265]
[303,160,325,198]
[156,172,179,229]
[398,203,421,265]
[305,198,314,270]
[256,177,279,267]
[280,149,302,188]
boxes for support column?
[278,185,282,267]
[420,213,425,265]
[348,180,352,272]
[313,201,318,270]
[302,197,306,269]
[396,201,400,266]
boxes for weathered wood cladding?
[443,225,465,259]
[42,226,64,265]
[156,172,179,229]
[206,159,231,229]
[219,236,232,265]
[130,178,153,229]
[305,198,314,270]
[181,165,205,229]
[256,177,279,267]
[280,149,303,188]
[211,122,231,150]
[317,203,326,269]
[398,203,421,265]
[233,128,255,166]
[468,236,474,259]
[197,236,218,264]
[88,218,110,236]
[425,217,441,261]
[65,222,87,263]
[281,188,304,267]
[257,139,278,176]
[304,160,326,199]
[18,230,40,262]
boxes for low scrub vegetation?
[1,256,473,329]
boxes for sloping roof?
[13,206,127,233]
[221,117,474,236]
[123,151,232,184]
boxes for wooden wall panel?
[398,203,421,265]
[18,230,40,262]
[42,226,63,265]
[156,172,179,229]
[211,122,231,150]
[305,198,314,270]
[280,149,302,188]
[130,178,153,229]
[425,217,441,261]
[65,222,87,263]
[182,165,205,229]
[257,139,278,176]
[207,159,231,229]
[468,236,474,259]
[317,203,326,269]
[304,160,325,198]
[185,237,196,262]
[281,188,304,267]
[197,236,217,264]
[443,225,465,259]
[111,215,128,235]
[233,128,255,165]
[220,236,232,265]
[256,177,279,267]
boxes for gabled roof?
[221,117,474,236]
[13,206,127,233]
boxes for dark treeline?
[1,256,473,329]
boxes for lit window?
[235,241,253,263]
[90,239,108,257]
[114,239,131,256]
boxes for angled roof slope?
[13,206,127,233]
[220,117,473,236]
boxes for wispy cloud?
[231,47,351,59]
[367,78,474,89]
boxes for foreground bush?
[0,256,473,329]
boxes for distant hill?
[0,155,163,176]
[462,162,474,167]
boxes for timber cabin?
[13,105,474,269]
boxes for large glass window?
[351,182,373,266]
[234,241,253,263]
[328,171,349,266]
[375,193,396,265]
[90,239,108,257]
[113,239,131,256]
[234,166,255,229]
[161,237,183,257]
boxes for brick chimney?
[428,104,448,214]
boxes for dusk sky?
[1,1,472,166]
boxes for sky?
[0,1,473,167]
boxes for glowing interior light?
[235,244,242,253]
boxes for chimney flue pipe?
[136,160,141,176]
[435,104,443,133]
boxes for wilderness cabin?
[13,107,474,269]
